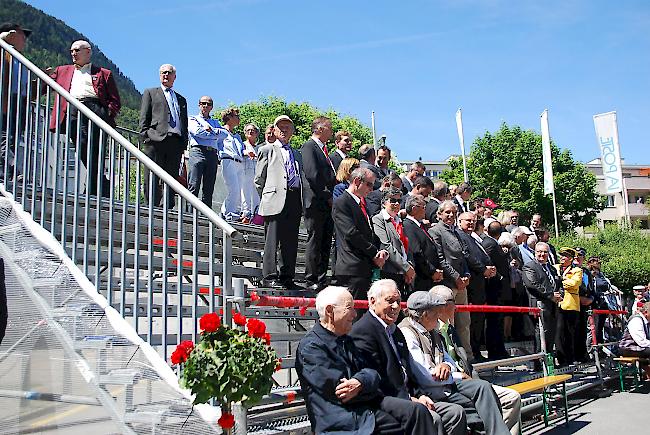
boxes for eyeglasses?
[244,129,258,133]
[536,250,549,254]
[364,181,374,188]
[70,47,89,53]
[160,70,174,75]
[199,102,213,106]
[388,197,401,204]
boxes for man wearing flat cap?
[0,22,32,175]
[399,289,510,435]
[255,115,306,289]
[555,247,583,366]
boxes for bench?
[509,374,572,428]
[613,357,649,392]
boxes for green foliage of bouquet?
[171,312,280,430]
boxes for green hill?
[0,0,141,130]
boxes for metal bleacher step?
[99,368,142,386]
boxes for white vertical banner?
[593,111,623,194]
[540,109,555,195]
[455,108,469,182]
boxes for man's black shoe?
[282,280,302,290]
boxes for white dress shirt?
[628,315,650,348]
[69,63,97,100]
[161,85,182,135]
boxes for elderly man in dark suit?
[458,212,496,362]
[402,194,443,292]
[138,63,188,207]
[522,241,562,357]
[482,221,511,360]
[429,201,483,361]
[301,116,336,291]
[255,115,305,289]
[296,286,436,434]
[351,279,467,435]
[49,40,121,197]
[333,167,388,299]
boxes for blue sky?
[26,0,650,164]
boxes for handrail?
[0,39,238,239]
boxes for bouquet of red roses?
[171,312,280,431]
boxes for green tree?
[215,96,373,153]
[441,123,605,230]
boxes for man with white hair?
[49,40,121,197]
[139,63,188,206]
[296,286,436,434]
[351,279,466,435]
[430,285,522,435]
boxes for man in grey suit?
[138,64,188,207]
[522,242,562,357]
[429,201,484,361]
[255,115,305,289]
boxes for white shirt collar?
[346,189,361,205]
[336,149,347,158]
[381,209,399,222]
[405,215,421,225]
[75,62,92,72]
[312,135,326,149]
[370,309,397,334]
[455,194,464,206]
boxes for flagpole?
[455,108,469,182]
[371,111,377,150]
[541,109,560,238]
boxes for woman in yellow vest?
[554,247,582,366]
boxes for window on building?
[606,195,615,207]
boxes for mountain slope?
[0,0,141,128]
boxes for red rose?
[263,332,271,345]
[247,318,266,338]
[218,412,235,429]
[170,340,194,365]
[233,312,247,326]
[275,358,282,372]
[200,313,221,333]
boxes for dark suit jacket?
[330,150,345,173]
[333,191,378,277]
[301,138,336,210]
[452,196,468,214]
[482,236,511,299]
[425,198,441,223]
[138,86,188,144]
[459,231,490,304]
[296,323,382,434]
[49,64,121,131]
[350,311,421,400]
[403,218,441,292]
[522,260,560,304]
[429,222,476,289]
[365,189,383,218]
[359,160,382,189]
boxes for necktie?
[543,263,554,284]
[322,145,329,157]
[391,218,409,252]
[420,223,434,242]
[360,197,369,219]
[165,88,177,128]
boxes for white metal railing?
[0,38,239,362]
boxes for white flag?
[593,111,623,194]
[540,110,554,195]
[455,108,468,182]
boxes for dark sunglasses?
[199,102,213,106]
[388,197,401,204]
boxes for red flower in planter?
[218,412,235,429]
[246,318,267,338]
[233,313,247,326]
[199,313,221,333]
[170,340,194,365]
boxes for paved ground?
[528,382,649,434]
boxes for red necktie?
[392,218,409,252]
[360,198,369,219]
[322,145,329,157]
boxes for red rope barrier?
[249,292,541,315]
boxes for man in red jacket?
[49,40,121,197]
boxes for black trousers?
[485,282,508,359]
[69,100,111,197]
[575,305,590,362]
[336,274,372,301]
[556,308,579,365]
[0,258,7,346]
[379,396,438,435]
[303,204,334,285]
[262,189,302,281]
[468,282,487,359]
[142,135,184,207]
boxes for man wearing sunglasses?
[187,96,222,207]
